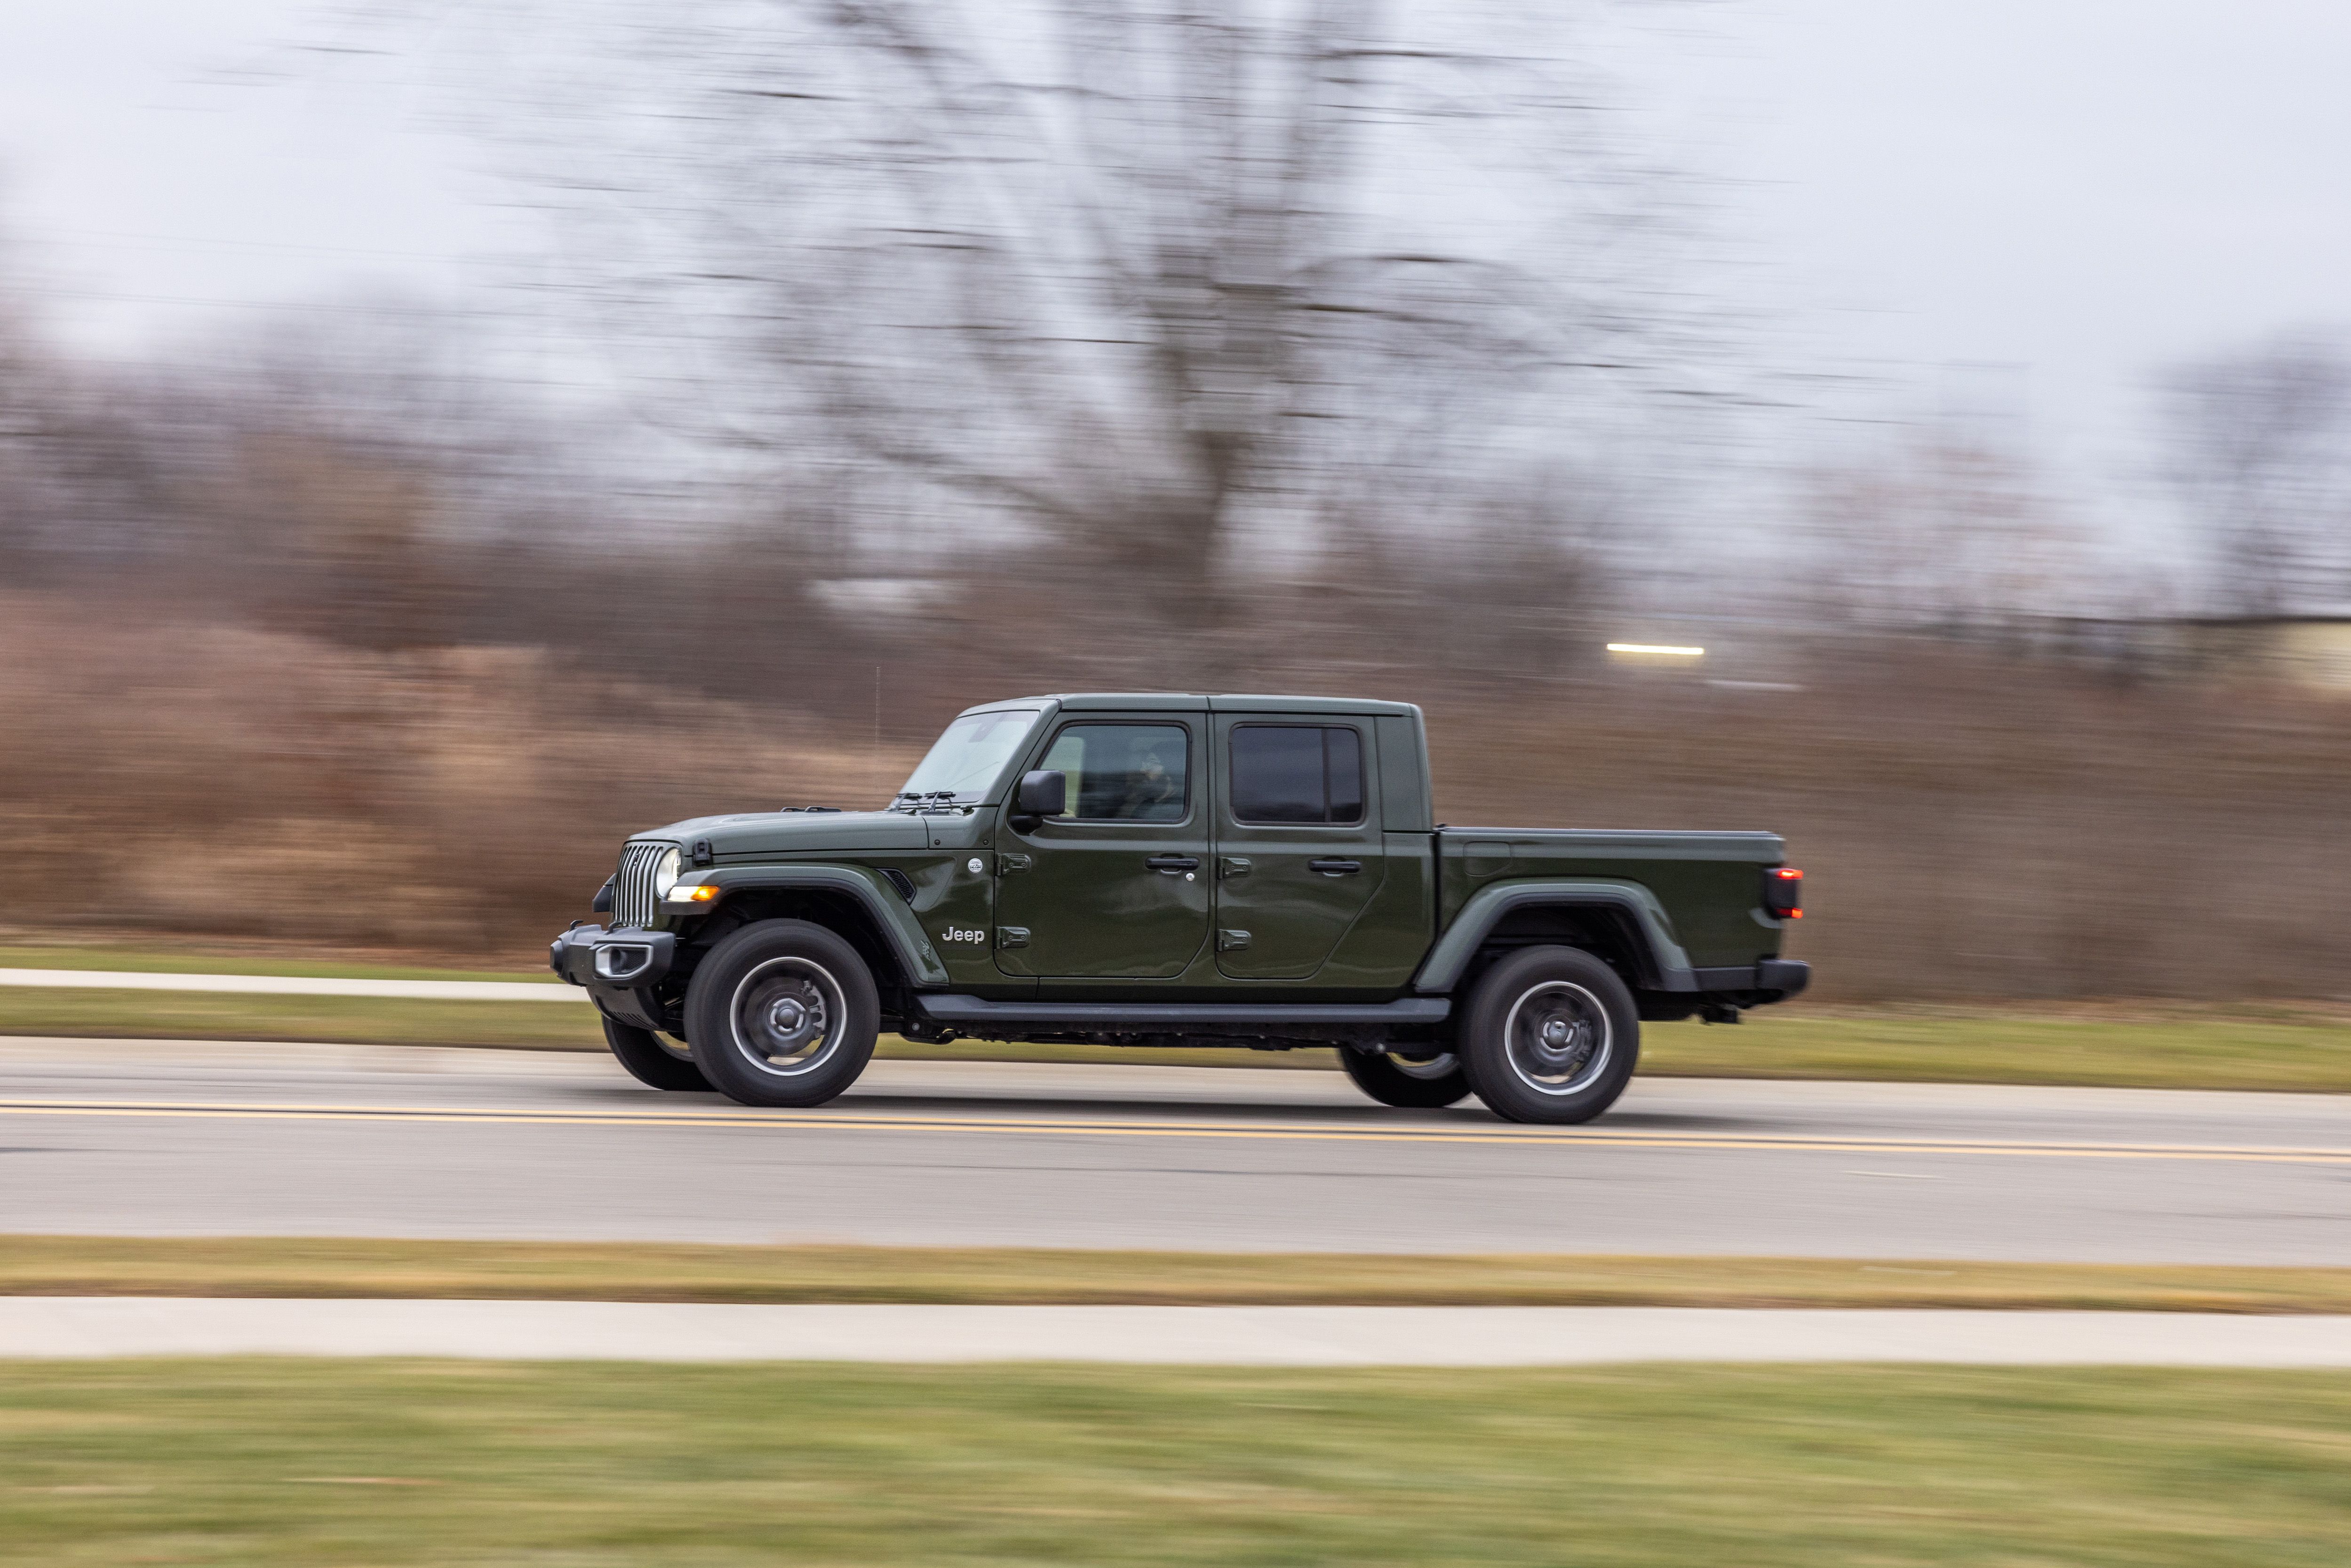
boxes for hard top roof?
[960,693,1421,717]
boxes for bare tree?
[414,0,1712,648]
[2160,336,2351,616]
[1800,432,2095,636]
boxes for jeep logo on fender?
[937,926,987,945]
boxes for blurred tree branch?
[2160,336,2351,617]
[421,0,1706,645]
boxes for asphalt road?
[6,1036,2351,1263]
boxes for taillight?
[1764,866,1803,920]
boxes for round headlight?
[653,847,682,897]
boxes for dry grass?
[8,1362,2349,1566]
[9,587,2351,1001]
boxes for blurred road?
[4,1037,2350,1264]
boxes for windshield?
[897,708,1044,803]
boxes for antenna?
[872,666,883,800]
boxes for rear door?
[993,715,1211,978]
[1210,716,1386,979]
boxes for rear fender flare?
[1412,879,1698,995]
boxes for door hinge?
[1218,856,1252,879]
[998,853,1032,874]
[995,926,1031,950]
[1217,929,1252,952]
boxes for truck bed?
[1435,828,1786,973]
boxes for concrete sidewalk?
[8,1299,2351,1365]
[0,968,586,1003]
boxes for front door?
[1210,717,1386,979]
[994,716,1211,978]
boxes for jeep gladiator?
[551,694,1807,1123]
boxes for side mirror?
[1008,769,1067,831]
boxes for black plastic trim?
[912,995,1451,1027]
[550,924,677,989]
[1686,959,1810,1003]
[1415,881,1696,994]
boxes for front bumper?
[550,924,678,1034]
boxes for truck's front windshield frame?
[895,708,1045,805]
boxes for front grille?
[613,841,669,929]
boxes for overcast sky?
[6,0,2349,536]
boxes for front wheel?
[1457,946,1640,1124]
[1339,1046,1472,1108]
[602,1014,713,1092]
[684,919,879,1108]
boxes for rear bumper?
[550,924,677,1035]
[1688,958,1810,1003]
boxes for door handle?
[998,853,1031,874]
[1218,856,1252,879]
[1145,855,1201,874]
[1308,858,1363,876]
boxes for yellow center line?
[2,1098,2348,1165]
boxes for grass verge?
[9,1237,2351,1313]
[12,984,2351,1089]
[1645,1004,2351,1092]
[4,1361,2348,1565]
[6,940,2351,1088]
[0,990,599,1054]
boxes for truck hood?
[635,809,931,859]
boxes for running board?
[909,995,1450,1027]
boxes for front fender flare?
[1412,878,1698,995]
[692,865,950,988]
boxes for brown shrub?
[4,589,2346,998]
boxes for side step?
[909,995,1451,1028]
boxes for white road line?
[0,969,588,1003]
[8,1300,2351,1365]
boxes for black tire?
[1456,946,1640,1124]
[684,919,879,1108]
[601,1013,715,1092]
[1339,1046,1473,1108]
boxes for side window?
[1036,723,1190,822]
[1229,725,1365,826]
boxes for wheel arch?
[686,866,949,995]
[1414,880,1697,997]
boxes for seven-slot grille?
[612,842,670,929]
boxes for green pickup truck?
[552,694,1806,1123]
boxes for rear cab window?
[1229,725,1364,825]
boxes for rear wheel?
[601,1014,713,1092]
[1339,1046,1472,1108]
[685,919,879,1108]
[1457,946,1640,1124]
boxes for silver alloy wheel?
[1500,980,1612,1096]
[1387,1050,1459,1081]
[727,956,847,1077]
